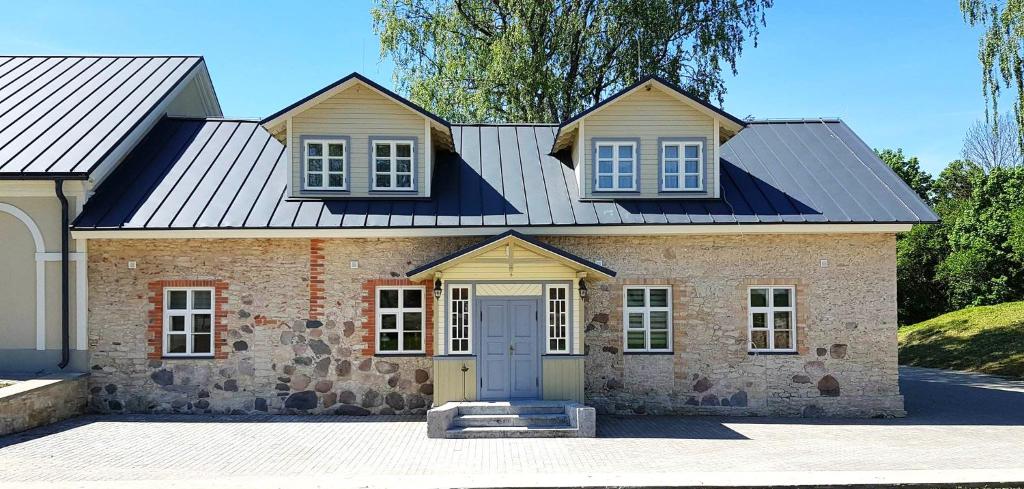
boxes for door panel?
[478,300,510,400]
[509,300,539,399]
[477,298,540,400]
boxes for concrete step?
[445,426,579,439]
[453,413,571,428]
[456,402,567,416]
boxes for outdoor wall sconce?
[433,278,443,299]
[578,279,588,299]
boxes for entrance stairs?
[426,401,596,438]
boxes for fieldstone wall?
[0,373,88,435]
[86,233,903,417]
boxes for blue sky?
[0,0,993,176]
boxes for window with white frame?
[448,286,471,353]
[594,141,637,191]
[304,139,346,190]
[546,285,569,353]
[163,288,214,357]
[661,141,703,191]
[623,286,672,352]
[748,286,796,352]
[372,140,414,190]
[377,287,425,353]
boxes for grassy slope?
[898,301,1024,378]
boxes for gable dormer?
[261,73,453,199]
[552,76,745,200]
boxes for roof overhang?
[260,72,451,141]
[406,230,616,281]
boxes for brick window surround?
[360,279,435,357]
[738,278,809,355]
[147,280,229,359]
[609,278,690,353]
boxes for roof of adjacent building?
[0,56,208,179]
[72,116,937,232]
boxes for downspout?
[55,179,70,370]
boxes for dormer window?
[372,139,415,191]
[660,139,704,192]
[303,137,348,191]
[594,140,638,192]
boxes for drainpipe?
[55,179,70,370]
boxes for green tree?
[961,0,1024,147]
[875,148,934,203]
[372,0,772,123]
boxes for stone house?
[0,56,936,422]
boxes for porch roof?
[406,230,616,281]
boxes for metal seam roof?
[72,117,939,231]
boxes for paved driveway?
[1,366,1023,488]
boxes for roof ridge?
[750,118,843,124]
[0,55,204,59]
[453,122,560,127]
[166,116,262,123]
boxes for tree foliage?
[961,0,1024,149]
[875,148,934,203]
[372,0,771,123]
[962,113,1023,171]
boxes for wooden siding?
[476,283,543,296]
[582,86,716,199]
[542,356,584,402]
[437,245,580,281]
[290,83,427,198]
[433,357,477,403]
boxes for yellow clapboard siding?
[433,357,477,404]
[542,357,585,402]
[476,283,543,296]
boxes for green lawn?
[898,301,1024,379]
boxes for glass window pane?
[193,314,211,333]
[774,330,792,350]
[375,159,390,172]
[685,145,699,158]
[665,175,679,189]
[664,145,679,159]
[168,291,187,310]
[307,143,322,157]
[403,289,422,308]
[380,332,399,351]
[598,160,613,173]
[380,314,397,330]
[649,311,668,329]
[618,176,633,188]
[396,159,411,172]
[396,144,411,157]
[328,143,344,157]
[773,288,792,307]
[626,331,645,349]
[650,330,669,349]
[403,332,422,351]
[192,290,211,309]
[617,161,632,174]
[598,176,613,188]
[684,175,699,189]
[403,312,423,331]
[396,175,411,188]
[627,312,644,329]
[665,161,678,174]
[307,174,322,187]
[328,158,344,172]
[752,312,766,329]
[168,334,186,353]
[750,288,768,307]
[626,288,645,307]
[192,334,211,354]
[684,160,700,174]
[380,289,399,308]
[774,311,792,331]
[649,288,668,307]
[376,175,391,188]
[618,145,633,158]
[328,174,343,187]
[750,330,768,349]
[307,158,322,172]
[375,143,390,157]
[598,145,613,158]
[170,315,185,332]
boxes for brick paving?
[1,367,1023,488]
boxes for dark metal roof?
[406,230,617,278]
[0,56,204,179]
[73,117,937,231]
[261,72,450,129]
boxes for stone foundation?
[86,234,903,417]
[0,373,88,435]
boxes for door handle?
[509,344,515,352]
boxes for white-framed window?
[376,286,425,354]
[372,140,414,190]
[546,285,569,353]
[623,286,672,352]
[595,141,637,191]
[748,286,796,352]
[661,141,703,191]
[303,139,347,190]
[448,286,471,354]
[163,287,215,357]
